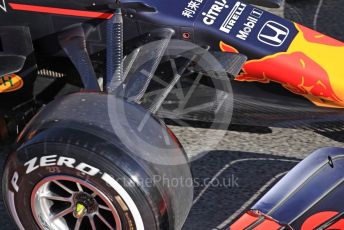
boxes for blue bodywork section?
[123,0,298,58]
[252,147,344,228]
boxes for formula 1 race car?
[0,0,343,229]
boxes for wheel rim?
[31,175,122,230]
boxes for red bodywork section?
[299,24,344,47]
[220,23,344,108]
[235,51,340,103]
[230,211,282,230]
[9,3,113,19]
[231,210,344,229]
[302,211,344,230]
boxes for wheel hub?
[73,192,98,217]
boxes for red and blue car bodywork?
[231,147,344,230]
[1,0,344,130]
[0,0,343,229]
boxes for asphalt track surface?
[1,1,344,229]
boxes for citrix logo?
[202,0,229,25]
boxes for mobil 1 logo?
[236,7,264,40]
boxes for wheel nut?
[73,203,87,219]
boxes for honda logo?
[258,21,289,47]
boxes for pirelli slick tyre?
[2,93,193,230]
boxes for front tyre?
[2,93,193,230]
[3,142,151,230]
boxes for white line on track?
[313,0,324,30]
[192,158,299,206]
